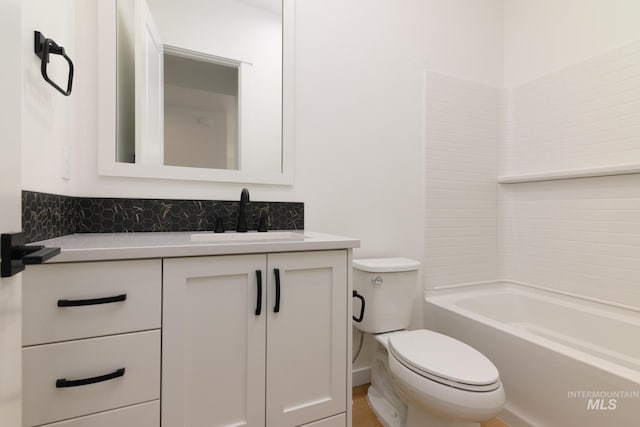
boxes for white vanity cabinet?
[162,250,349,427]
[21,259,162,427]
[21,232,358,427]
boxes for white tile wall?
[425,42,640,304]
[499,41,640,309]
[501,41,640,176]
[424,72,499,288]
[499,175,640,308]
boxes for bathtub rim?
[425,279,640,314]
[424,280,640,387]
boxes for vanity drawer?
[42,400,159,427]
[301,413,346,427]
[23,259,161,346]
[23,330,160,427]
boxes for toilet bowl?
[353,258,505,427]
[388,330,504,427]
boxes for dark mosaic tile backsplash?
[22,192,77,243]
[23,191,304,243]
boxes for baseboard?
[352,366,371,387]
[499,404,535,427]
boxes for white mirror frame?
[97,0,294,185]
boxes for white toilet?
[353,258,505,427]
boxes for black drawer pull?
[58,294,127,307]
[56,368,125,388]
[255,270,263,316]
[274,268,281,313]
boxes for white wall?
[21,0,77,195]
[424,72,499,288]
[295,0,502,252]
[500,175,640,308]
[164,105,229,169]
[500,41,640,176]
[500,1,640,308]
[504,0,640,87]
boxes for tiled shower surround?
[22,191,304,243]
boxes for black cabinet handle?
[56,368,125,388]
[352,290,366,323]
[58,294,127,307]
[255,270,262,316]
[274,268,281,313]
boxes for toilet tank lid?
[353,258,420,273]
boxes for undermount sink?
[190,231,306,242]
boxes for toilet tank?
[353,258,420,334]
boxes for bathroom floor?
[352,384,509,427]
[353,384,383,427]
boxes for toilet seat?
[389,330,501,392]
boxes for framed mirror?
[98,0,294,184]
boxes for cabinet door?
[266,250,347,426]
[163,255,266,427]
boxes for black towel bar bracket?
[1,232,60,278]
[34,30,74,96]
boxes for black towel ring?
[34,31,74,96]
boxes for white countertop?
[35,231,360,263]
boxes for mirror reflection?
[116,0,283,173]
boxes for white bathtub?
[424,281,640,427]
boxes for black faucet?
[236,188,250,232]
